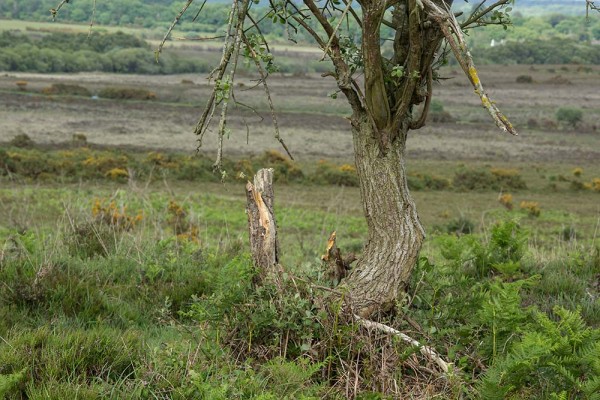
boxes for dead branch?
[322,231,356,287]
[354,315,451,374]
[421,0,517,136]
[588,0,600,17]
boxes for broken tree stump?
[246,168,281,286]
[322,231,356,287]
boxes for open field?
[1,61,600,249]
[1,64,600,162]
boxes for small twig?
[320,0,354,61]
[156,0,195,61]
[192,0,208,22]
[50,0,69,20]
[175,35,226,41]
[214,0,249,172]
[87,0,97,37]
[241,32,294,160]
[194,2,239,148]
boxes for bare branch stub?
[322,231,356,287]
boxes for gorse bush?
[311,160,359,186]
[408,173,451,190]
[98,86,157,100]
[41,83,92,97]
[453,167,527,191]
[516,74,534,83]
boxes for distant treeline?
[477,38,600,65]
[0,1,321,42]
[0,31,215,74]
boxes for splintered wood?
[246,168,280,285]
[322,231,356,287]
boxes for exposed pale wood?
[322,231,356,287]
[354,315,451,373]
[246,168,280,285]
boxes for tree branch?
[421,0,517,136]
[354,315,451,373]
[156,0,195,61]
[241,33,294,160]
[361,1,390,130]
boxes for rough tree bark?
[342,115,425,317]
[334,0,450,317]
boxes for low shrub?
[9,134,35,149]
[98,86,157,100]
[453,167,526,191]
[312,160,358,186]
[520,200,541,217]
[443,215,475,235]
[515,74,533,83]
[41,83,91,97]
[166,200,199,243]
[408,173,451,191]
[490,168,527,189]
[428,99,455,123]
[256,150,304,183]
[71,133,88,147]
[556,107,583,128]
[15,80,28,90]
[480,307,600,399]
[527,118,539,129]
[498,193,513,210]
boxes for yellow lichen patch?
[480,94,492,108]
[572,167,583,177]
[468,66,480,87]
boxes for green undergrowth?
[0,182,598,398]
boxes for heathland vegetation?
[1,2,600,398]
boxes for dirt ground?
[1,64,599,164]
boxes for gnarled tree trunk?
[342,115,425,318]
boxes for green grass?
[0,169,599,398]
